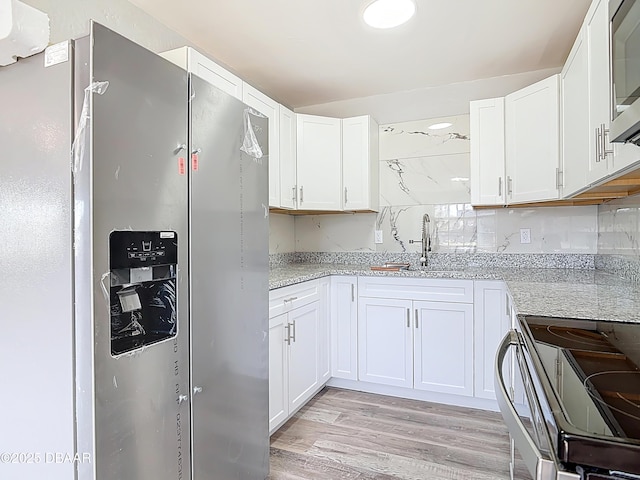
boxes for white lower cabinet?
[330,276,358,380]
[357,278,475,397]
[268,313,288,431]
[358,297,413,388]
[474,281,511,400]
[414,301,474,396]
[271,275,515,434]
[287,302,320,411]
[268,279,330,434]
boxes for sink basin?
[382,262,410,270]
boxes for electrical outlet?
[374,230,383,244]
[520,228,531,244]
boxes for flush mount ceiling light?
[428,122,453,130]
[362,0,417,29]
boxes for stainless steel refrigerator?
[0,22,269,480]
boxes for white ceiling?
[129,0,592,109]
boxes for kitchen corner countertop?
[269,264,640,324]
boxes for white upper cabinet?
[586,0,615,182]
[243,84,280,208]
[279,105,297,209]
[470,98,506,206]
[342,115,379,212]
[561,0,640,197]
[505,74,561,204]
[561,26,592,197]
[160,46,243,100]
[296,114,342,210]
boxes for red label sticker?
[192,153,199,171]
[178,157,185,175]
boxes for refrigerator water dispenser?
[109,231,178,356]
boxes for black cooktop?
[521,316,640,474]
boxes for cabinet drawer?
[269,280,320,318]
[358,276,473,303]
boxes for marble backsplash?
[596,195,640,282]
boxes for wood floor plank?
[269,387,528,480]
[272,417,511,477]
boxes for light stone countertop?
[269,264,640,323]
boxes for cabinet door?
[288,301,320,411]
[506,75,561,203]
[473,281,510,400]
[342,115,379,211]
[189,48,243,100]
[358,297,413,388]
[243,84,281,208]
[296,114,342,210]
[318,278,331,384]
[269,314,288,433]
[279,105,297,209]
[413,301,474,396]
[561,27,591,197]
[470,98,506,206]
[331,276,358,380]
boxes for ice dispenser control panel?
[109,231,178,356]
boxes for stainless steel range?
[496,316,640,480]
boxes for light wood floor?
[269,387,528,480]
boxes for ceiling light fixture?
[362,0,417,29]
[428,122,453,130]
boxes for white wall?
[23,0,191,52]
[294,67,561,124]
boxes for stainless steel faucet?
[409,213,432,266]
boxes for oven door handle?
[495,331,572,480]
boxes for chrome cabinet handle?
[498,177,503,197]
[602,124,614,157]
[283,296,298,303]
[284,323,291,345]
[351,283,355,302]
[555,168,563,189]
[406,309,410,328]
[595,126,602,162]
[292,186,297,203]
[344,187,348,205]
[193,386,203,395]
[507,176,513,197]
[177,394,188,405]
[415,309,419,328]
[290,320,296,342]
[299,186,304,204]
